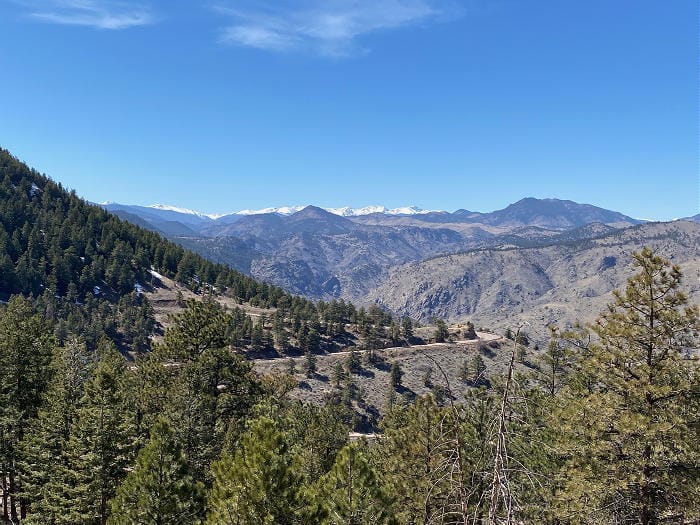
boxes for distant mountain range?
[99,197,700,335]
[103,198,643,237]
[102,203,441,221]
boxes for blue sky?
[0,0,697,220]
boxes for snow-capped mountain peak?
[235,205,309,216]
[137,203,441,219]
[230,205,438,217]
[148,204,218,219]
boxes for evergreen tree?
[345,349,361,375]
[380,395,449,523]
[535,331,575,397]
[67,342,136,524]
[332,362,345,388]
[206,417,313,525]
[389,362,402,389]
[315,442,396,525]
[462,321,477,340]
[164,347,262,486]
[0,296,55,521]
[400,317,413,341]
[433,319,449,343]
[108,419,204,525]
[304,351,317,378]
[470,354,486,385]
[553,249,700,524]
[161,298,231,360]
[20,340,93,525]
[285,402,349,486]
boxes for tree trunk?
[8,470,17,522]
[1,466,8,521]
[640,444,653,525]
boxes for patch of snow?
[328,205,440,216]
[148,204,216,219]
[120,203,446,219]
[235,205,308,216]
[30,183,40,197]
[149,269,165,280]
[232,205,441,217]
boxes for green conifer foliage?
[20,340,93,525]
[108,419,204,525]
[67,342,136,524]
[554,248,700,524]
[206,417,311,525]
[380,395,449,524]
[315,442,397,525]
[0,296,55,521]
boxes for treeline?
[1,248,697,524]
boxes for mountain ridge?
[102,198,643,236]
[367,220,700,334]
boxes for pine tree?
[165,347,262,486]
[0,296,55,521]
[161,298,231,360]
[206,417,312,525]
[108,418,204,525]
[470,354,486,385]
[346,349,360,375]
[389,362,402,389]
[462,321,477,340]
[401,317,413,341]
[553,248,700,524]
[304,351,317,378]
[433,319,449,343]
[535,330,575,397]
[67,342,136,525]
[315,442,396,525]
[380,395,451,523]
[20,340,93,525]
[333,362,345,388]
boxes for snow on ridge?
[236,205,308,216]
[145,203,443,219]
[232,205,440,217]
[148,204,218,219]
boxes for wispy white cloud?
[216,1,461,57]
[13,0,153,29]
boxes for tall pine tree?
[207,416,314,525]
[108,419,204,525]
[553,248,700,524]
[0,296,55,521]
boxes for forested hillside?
[0,149,357,352]
[0,150,698,524]
[0,150,289,304]
[2,245,698,524]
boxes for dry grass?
[254,332,525,423]
[143,273,277,335]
